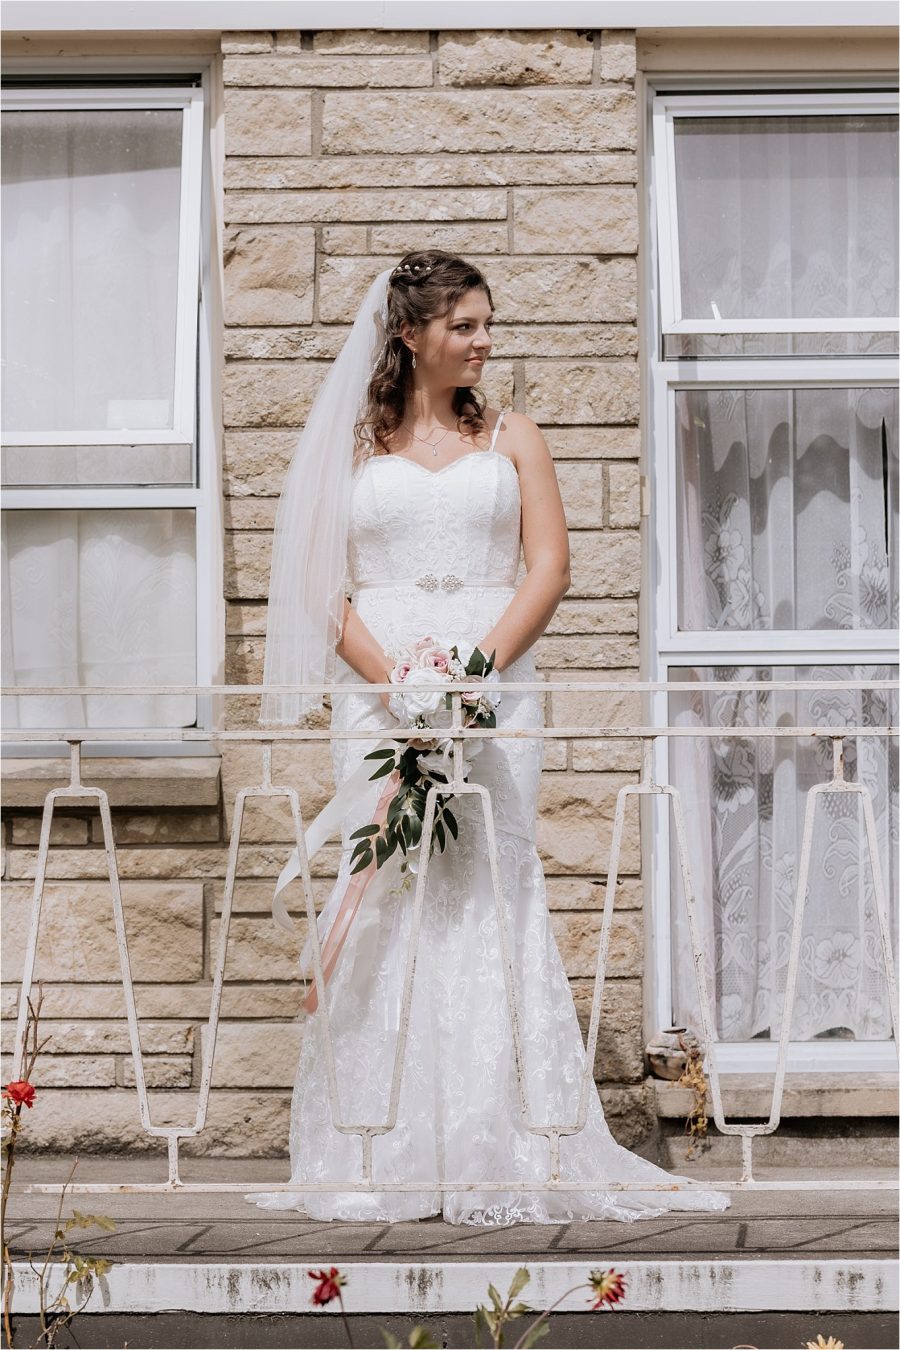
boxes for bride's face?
[409,287,494,388]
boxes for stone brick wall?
[1,27,653,1155]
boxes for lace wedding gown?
[249,410,729,1226]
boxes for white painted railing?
[4,678,898,1197]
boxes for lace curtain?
[666,109,898,1043]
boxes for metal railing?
[4,678,898,1197]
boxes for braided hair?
[354,250,494,464]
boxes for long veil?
[259,267,393,726]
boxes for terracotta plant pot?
[646,1026,691,1080]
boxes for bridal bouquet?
[349,636,501,881]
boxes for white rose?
[387,666,450,724]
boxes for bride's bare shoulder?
[491,409,552,474]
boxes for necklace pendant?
[432,445,438,457]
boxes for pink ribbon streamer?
[301,768,401,1015]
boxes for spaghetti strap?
[487,409,506,454]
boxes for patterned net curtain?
[665,110,899,1043]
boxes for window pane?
[1,108,183,437]
[673,113,899,322]
[667,665,898,1043]
[1,508,196,729]
[663,331,899,360]
[676,386,898,631]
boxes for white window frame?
[644,80,899,1074]
[1,75,222,756]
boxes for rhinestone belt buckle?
[415,572,464,592]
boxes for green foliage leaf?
[487,1283,503,1315]
[434,820,445,851]
[472,1305,491,1349]
[364,746,398,760]
[349,823,381,839]
[508,1267,530,1300]
[380,1333,402,1348]
[466,645,487,677]
[349,850,372,875]
[443,809,458,839]
[368,758,397,780]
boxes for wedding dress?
[249,410,729,1226]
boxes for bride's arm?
[477,413,571,672]
[335,599,394,711]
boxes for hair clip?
[390,261,436,283]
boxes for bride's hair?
[353,249,494,464]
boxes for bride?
[249,250,729,1226]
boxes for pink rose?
[390,658,413,684]
[417,644,453,674]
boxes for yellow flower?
[804,1337,844,1349]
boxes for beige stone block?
[11,1089,293,1156]
[202,1022,303,1088]
[0,1053,116,1088]
[492,324,638,360]
[1,758,221,811]
[438,31,593,86]
[318,255,635,325]
[568,531,641,598]
[224,430,297,498]
[1,883,203,984]
[6,848,227,882]
[550,670,641,729]
[571,977,644,1082]
[571,740,643,772]
[224,187,507,226]
[225,325,347,361]
[321,90,636,154]
[320,225,369,254]
[223,359,325,428]
[221,33,275,56]
[551,908,642,978]
[314,31,430,55]
[91,811,221,846]
[224,152,638,192]
[208,916,306,982]
[224,225,314,326]
[273,31,303,54]
[546,599,638,635]
[545,876,642,909]
[226,601,267,637]
[223,498,275,531]
[9,816,89,846]
[514,187,638,254]
[225,634,266,684]
[535,636,639,669]
[369,223,509,254]
[541,739,567,770]
[223,87,312,156]
[224,56,433,88]
[211,878,333,914]
[1,1018,193,1055]
[543,425,640,460]
[556,461,603,528]
[537,773,640,874]
[0,983,304,1021]
[220,738,336,841]
[600,31,637,83]
[608,461,641,528]
[551,668,642,771]
[598,1080,656,1149]
[525,360,640,423]
[123,1056,193,1089]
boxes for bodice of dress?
[347,450,522,590]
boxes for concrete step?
[5,1158,898,1349]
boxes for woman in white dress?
[250,251,729,1226]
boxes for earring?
[412,353,417,369]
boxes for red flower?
[588,1268,627,1309]
[308,1266,346,1307]
[2,1080,36,1109]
